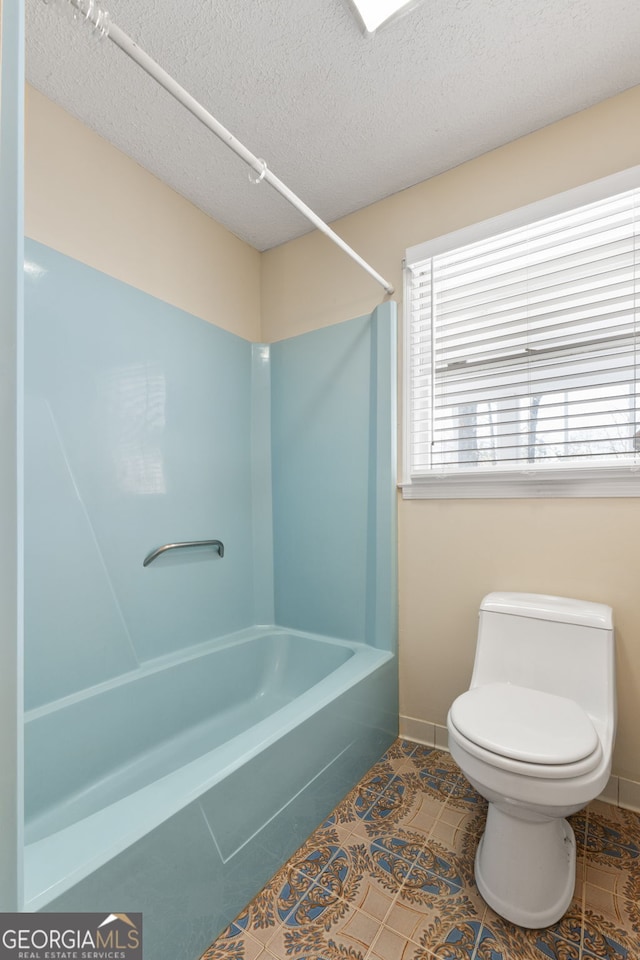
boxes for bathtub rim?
[24,627,392,911]
[24,623,361,722]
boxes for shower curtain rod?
[42,0,395,296]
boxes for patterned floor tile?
[404,839,467,897]
[352,880,397,924]
[584,883,632,930]
[370,741,425,783]
[248,840,395,959]
[224,861,323,948]
[407,906,487,959]
[579,908,635,959]
[391,836,486,955]
[397,883,489,956]
[368,923,419,960]
[359,774,429,835]
[444,776,488,815]
[296,834,415,916]
[394,787,448,841]
[359,761,406,796]
[199,740,640,960]
[271,867,329,928]
[382,898,438,943]
[381,739,421,762]
[261,880,383,960]
[354,770,447,843]
[583,876,640,956]
[582,799,640,944]
[426,803,485,892]
[407,748,463,790]
[584,801,640,866]
[472,920,509,960]
[589,800,640,838]
[569,812,589,854]
[481,899,586,960]
[369,833,431,884]
[200,923,267,960]
[327,780,395,842]
[584,852,637,899]
[429,804,484,854]
[484,896,637,960]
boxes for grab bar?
[143,539,225,567]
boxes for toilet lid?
[449,682,599,765]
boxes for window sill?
[400,466,640,499]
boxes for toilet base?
[475,802,576,928]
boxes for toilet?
[447,592,616,929]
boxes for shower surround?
[22,240,397,960]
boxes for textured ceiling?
[26,0,640,251]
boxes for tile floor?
[199,739,640,960]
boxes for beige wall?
[262,85,640,783]
[25,85,261,341]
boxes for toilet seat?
[449,682,602,777]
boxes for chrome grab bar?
[143,539,224,567]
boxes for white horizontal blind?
[407,187,640,478]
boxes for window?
[403,168,640,498]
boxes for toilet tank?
[471,592,615,724]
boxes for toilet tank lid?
[480,592,613,630]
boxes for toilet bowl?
[447,593,615,929]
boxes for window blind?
[406,187,640,478]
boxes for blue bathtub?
[24,627,397,960]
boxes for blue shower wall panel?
[0,0,25,912]
[270,317,372,641]
[24,240,255,709]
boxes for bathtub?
[24,626,396,960]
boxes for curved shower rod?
[40,0,395,296]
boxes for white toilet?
[447,592,616,929]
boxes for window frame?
[402,165,640,499]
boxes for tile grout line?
[470,906,490,960]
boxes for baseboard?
[599,774,640,812]
[399,714,640,814]
[399,716,450,749]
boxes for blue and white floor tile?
[200,740,640,960]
